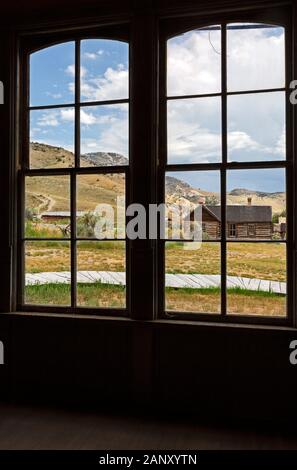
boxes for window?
[19,34,129,314]
[161,17,290,321]
[17,7,294,325]
[228,224,236,238]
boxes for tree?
[205,195,219,205]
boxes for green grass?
[25,282,126,308]
[166,286,285,298]
[25,282,283,305]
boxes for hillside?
[27,143,285,215]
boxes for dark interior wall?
[0,314,297,425]
[0,0,296,426]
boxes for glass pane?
[167,26,221,96]
[25,241,71,306]
[165,241,221,313]
[80,104,128,165]
[25,175,71,238]
[167,97,221,164]
[77,173,125,239]
[227,169,286,241]
[227,242,286,316]
[81,39,129,102]
[77,241,126,308]
[166,171,221,240]
[30,108,75,168]
[227,23,285,92]
[228,92,285,162]
[30,42,75,107]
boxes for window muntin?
[22,38,129,312]
[164,22,288,319]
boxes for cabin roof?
[205,205,272,223]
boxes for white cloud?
[81,116,128,156]
[37,111,59,127]
[60,108,74,121]
[65,64,75,77]
[83,52,97,60]
[167,26,285,163]
[65,64,87,78]
[80,64,128,101]
[80,109,97,125]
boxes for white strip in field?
[25,271,286,295]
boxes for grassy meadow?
[24,236,286,316]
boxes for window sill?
[1,311,296,332]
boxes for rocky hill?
[28,143,285,215]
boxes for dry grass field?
[24,241,286,316]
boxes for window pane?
[30,108,75,168]
[167,26,221,96]
[25,175,71,238]
[166,171,221,240]
[80,104,128,165]
[227,242,286,316]
[81,39,129,102]
[77,173,125,239]
[167,97,221,164]
[228,92,285,162]
[227,169,286,241]
[30,42,75,107]
[25,241,71,306]
[77,241,126,308]
[227,23,285,92]
[165,241,221,313]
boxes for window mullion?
[221,23,227,317]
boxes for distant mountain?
[29,143,285,215]
[229,188,284,199]
[81,152,128,167]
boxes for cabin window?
[162,19,289,321]
[228,224,236,238]
[20,36,129,314]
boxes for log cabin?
[188,199,273,239]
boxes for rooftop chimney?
[247,197,252,206]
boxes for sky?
[29,25,286,192]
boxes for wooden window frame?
[228,223,236,238]
[158,5,295,326]
[16,24,131,316]
[11,2,297,327]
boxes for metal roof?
[205,205,272,223]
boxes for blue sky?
[29,25,286,192]
[30,39,129,157]
[167,168,285,195]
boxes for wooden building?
[188,204,273,239]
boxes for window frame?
[228,223,236,238]
[13,4,297,327]
[17,24,131,316]
[158,6,294,326]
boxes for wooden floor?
[0,403,296,450]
